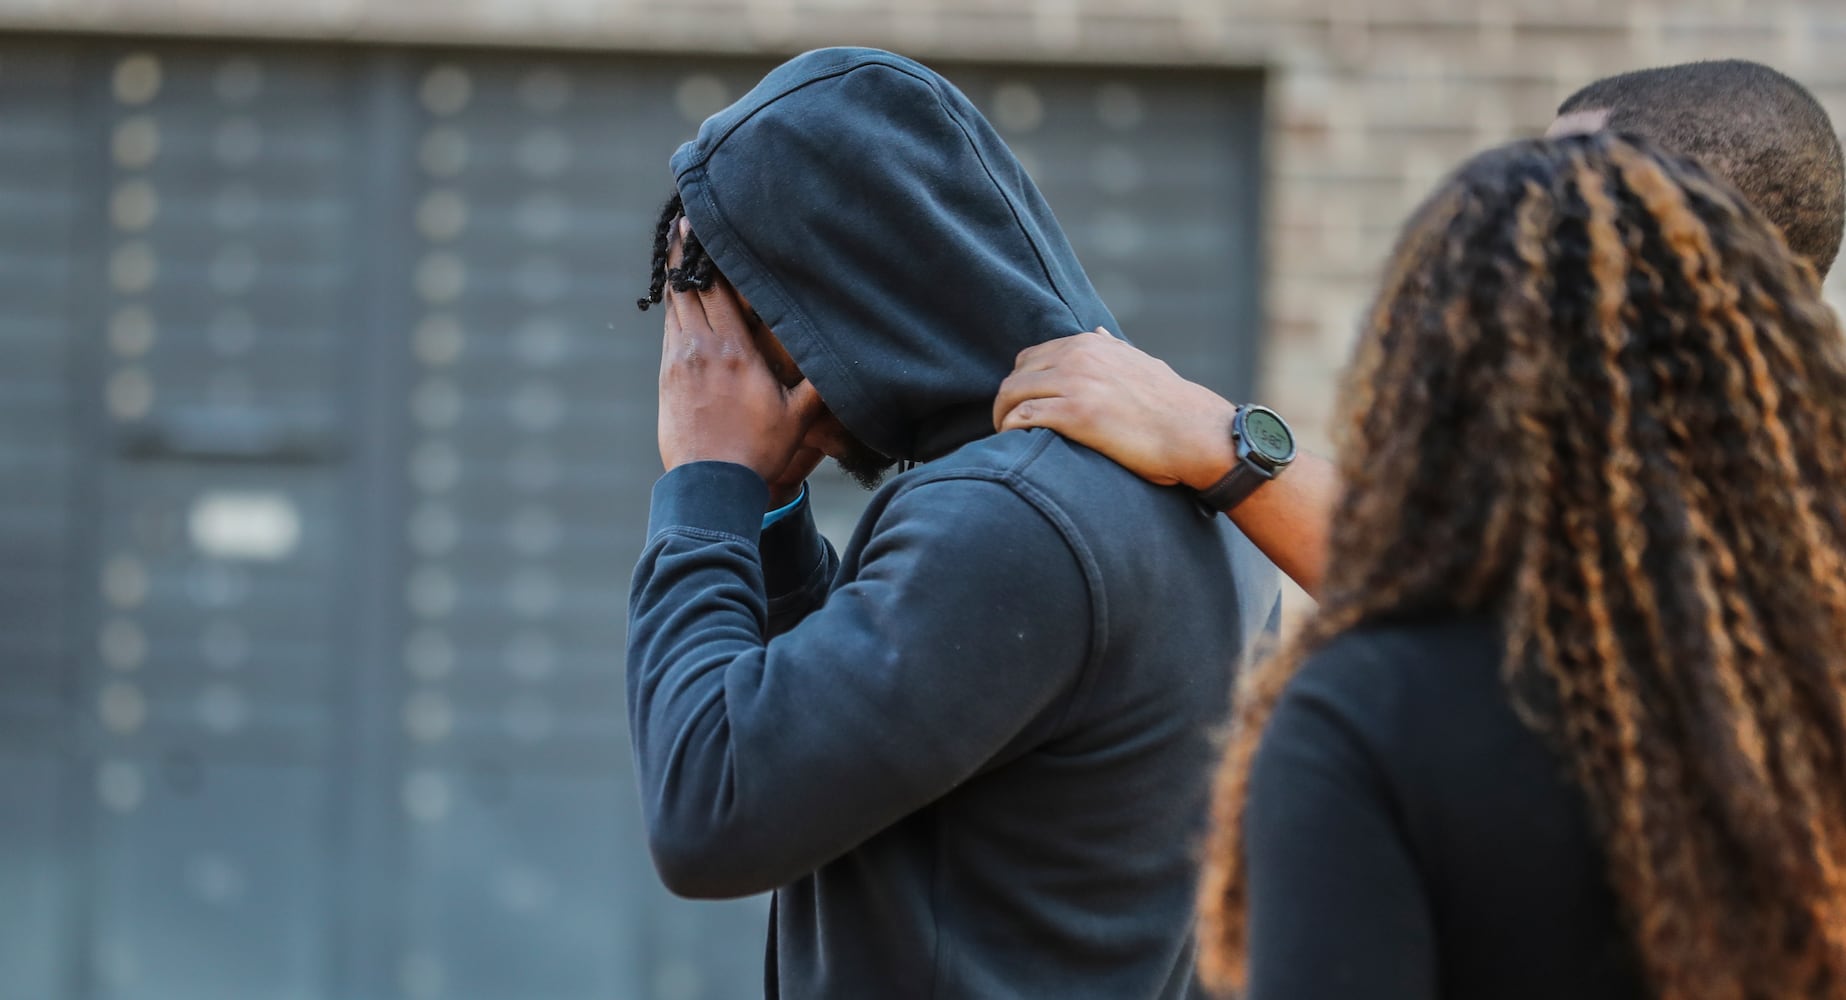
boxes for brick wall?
[3,0,1843,449]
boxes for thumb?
[787,379,827,425]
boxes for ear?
[1546,108,1610,138]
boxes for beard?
[834,433,898,491]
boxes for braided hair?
[637,192,719,311]
[1198,132,1846,999]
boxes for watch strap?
[1197,458,1274,513]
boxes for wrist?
[1194,403,1298,512]
[763,482,807,523]
[1177,395,1243,492]
[767,481,806,509]
[647,462,773,542]
[662,446,784,489]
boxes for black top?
[1243,617,1648,999]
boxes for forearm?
[1222,451,1337,600]
[1145,393,1334,600]
[629,467,852,897]
[1171,414,1335,600]
[628,470,1091,898]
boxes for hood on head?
[670,47,1121,462]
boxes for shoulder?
[852,448,1102,677]
[1252,618,1526,840]
[919,428,1232,552]
[1247,621,1500,822]
[868,433,1115,618]
[923,428,1166,498]
[913,427,1279,633]
[911,428,1081,481]
[1287,618,1502,714]
[881,430,1102,551]
[1265,618,1505,768]
[865,453,1089,583]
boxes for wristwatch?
[1196,404,1297,513]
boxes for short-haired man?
[628,48,1280,998]
[994,59,1846,595]
[1551,59,1844,270]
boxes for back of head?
[1199,131,1846,998]
[1557,59,1846,276]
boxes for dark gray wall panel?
[0,752,69,1000]
[0,41,79,737]
[0,40,81,1000]
[393,769,645,999]
[88,758,332,1000]
[0,37,1263,1000]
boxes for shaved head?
[1555,60,1846,276]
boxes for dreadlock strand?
[638,191,723,312]
[667,225,719,295]
[638,193,683,311]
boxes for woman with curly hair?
[1197,131,1846,1000]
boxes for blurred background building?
[0,1,1841,999]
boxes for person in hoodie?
[626,48,1281,999]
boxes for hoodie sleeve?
[627,461,1091,899]
[758,492,837,637]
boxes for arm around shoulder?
[1220,450,1337,599]
[993,331,1335,597]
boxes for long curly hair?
[1198,132,1846,999]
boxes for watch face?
[1243,408,1295,462]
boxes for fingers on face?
[661,220,755,356]
[662,218,714,345]
[663,218,718,330]
[787,379,827,425]
[665,268,709,346]
[658,226,714,371]
[666,216,687,269]
[660,293,688,380]
[694,280,752,347]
